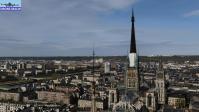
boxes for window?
[148,94,152,107]
[111,92,115,103]
[128,79,136,88]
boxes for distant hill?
[0,55,199,62]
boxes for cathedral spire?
[130,9,136,53]
[129,9,137,67]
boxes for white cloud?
[0,0,136,56]
[91,0,137,11]
[184,9,199,17]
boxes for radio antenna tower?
[91,46,96,112]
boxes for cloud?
[89,0,137,11]
[3,0,199,56]
[134,26,199,56]
[0,0,137,56]
[184,9,199,17]
[138,42,199,56]
[0,38,25,43]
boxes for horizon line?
[0,55,199,57]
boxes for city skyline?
[0,1,198,111]
[0,0,199,56]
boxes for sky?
[0,0,199,56]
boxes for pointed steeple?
[131,8,135,22]
[130,9,136,53]
[129,8,137,68]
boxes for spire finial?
[132,8,135,22]
[132,8,134,16]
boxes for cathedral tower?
[155,59,166,105]
[127,9,139,95]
